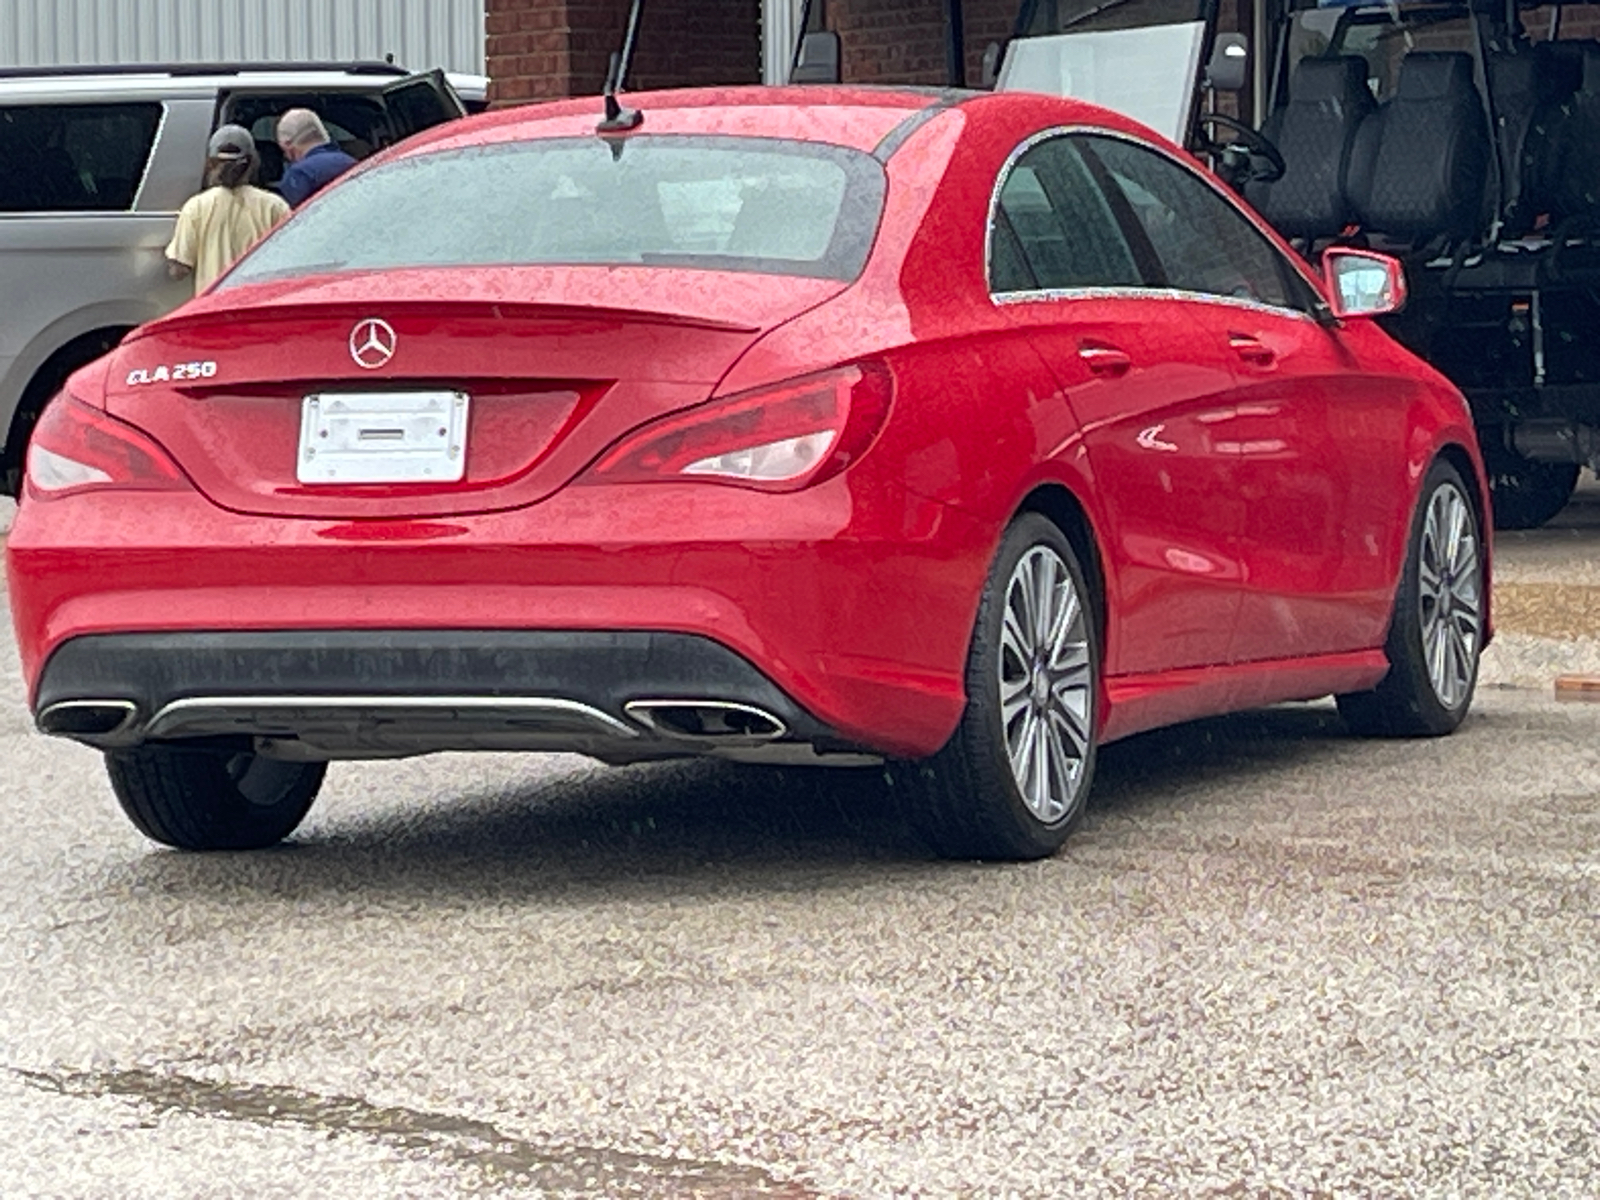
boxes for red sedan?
[5,86,1490,859]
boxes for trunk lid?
[106,267,842,519]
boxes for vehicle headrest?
[1489,49,1564,104]
[1291,55,1370,105]
[1395,51,1476,103]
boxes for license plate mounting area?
[297,391,469,485]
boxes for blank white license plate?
[297,391,469,485]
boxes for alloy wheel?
[1417,480,1482,710]
[998,545,1093,823]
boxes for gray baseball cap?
[207,124,256,160]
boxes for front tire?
[901,514,1100,860]
[1338,459,1484,737]
[105,743,325,850]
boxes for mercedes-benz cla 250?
[6,87,1491,859]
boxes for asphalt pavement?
[1,490,1598,1196]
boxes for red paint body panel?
[108,269,843,520]
[7,477,980,757]
[6,87,1492,761]
[1000,295,1247,673]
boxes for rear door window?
[0,102,163,212]
[1078,134,1303,310]
[989,134,1144,294]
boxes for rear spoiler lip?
[137,298,762,340]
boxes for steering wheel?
[1193,112,1286,190]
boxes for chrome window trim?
[992,283,1318,324]
[984,123,1326,319]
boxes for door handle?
[1229,332,1276,367]
[1078,343,1132,376]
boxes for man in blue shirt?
[275,109,357,207]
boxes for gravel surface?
[1,488,1598,1195]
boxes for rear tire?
[1338,459,1483,737]
[900,513,1100,861]
[1484,442,1577,531]
[105,743,325,850]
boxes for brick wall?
[962,0,1019,85]
[819,0,1018,87]
[1523,4,1600,40]
[487,0,759,106]
[486,0,572,103]
[486,0,1256,105]
[825,0,947,85]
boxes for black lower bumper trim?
[33,630,854,760]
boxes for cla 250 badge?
[126,360,218,386]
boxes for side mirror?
[1204,33,1249,92]
[1322,247,1407,318]
[791,31,842,84]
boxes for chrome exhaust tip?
[38,699,138,740]
[624,700,787,742]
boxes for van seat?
[1347,51,1491,246]
[1245,55,1375,241]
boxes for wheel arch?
[1431,439,1494,641]
[1015,482,1109,640]
[1434,441,1489,540]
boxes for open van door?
[381,69,466,143]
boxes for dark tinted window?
[383,76,460,138]
[226,135,886,285]
[990,135,1141,293]
[0,102,162,212]
[1082,135,1298,308]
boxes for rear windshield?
[225,134,888,286]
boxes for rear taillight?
[586,362,893,492]
[25,393,187,499]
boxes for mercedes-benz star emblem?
[349,318,397,370]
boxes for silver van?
[0,62,475,494]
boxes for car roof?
[393,85,1163,161]
[494,85,964,147]
[395,85,1022,157]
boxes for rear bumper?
[7,480,990,757]
[32,629,876,764]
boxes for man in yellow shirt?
[165,125,291,293]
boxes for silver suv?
[0,62,474,495]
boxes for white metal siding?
[0,0,485,75]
